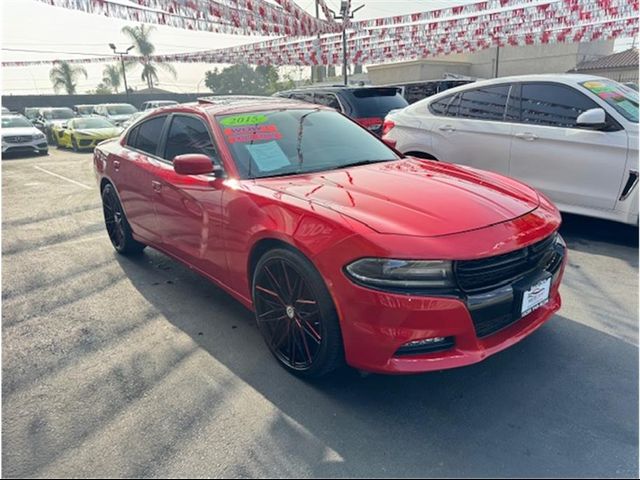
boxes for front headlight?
[345,258,455,289]
[33,133,45,140]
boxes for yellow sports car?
[53,117,123,151]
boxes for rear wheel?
[252,248,344,378]
[101,183,146,255]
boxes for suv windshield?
[43,108,74,120]
[580,79,639,122]
[107,105,137,115]
[2,116,33,128]
[73,118,114,129]
[217,109,400,179]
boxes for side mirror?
[577,108,606,129]
[173,154,222,177]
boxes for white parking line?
[33,165,92,190]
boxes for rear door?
[114,115,168,244]
[430,84,513,174]
[508,82,628,211]
[151,113,228,279]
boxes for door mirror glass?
[576,108,606,128]
[173,154,218,176]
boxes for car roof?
[192,95,324,115]
[2,114,27,119]
[95,103,135,106]
[278,85,401,93]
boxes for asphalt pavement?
[2,148,638,478]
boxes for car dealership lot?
[2,149,638,478]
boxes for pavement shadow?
[116,250,639,478]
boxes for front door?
[508,82,628,211]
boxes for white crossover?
[383,74,639,225]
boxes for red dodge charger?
[94,96,566,377]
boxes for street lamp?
[330,2,365,85]
[109,43,134,101]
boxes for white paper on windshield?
[245,141,291,172]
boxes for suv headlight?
[345,258,454,289]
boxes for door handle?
[151,180,162,193]
[113,160,120,171]
[514,132,538,141]
[438,125,456,132]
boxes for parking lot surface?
[2,148,638,478]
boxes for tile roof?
[574,48,639,71]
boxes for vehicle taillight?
[356,117,384,131]
[382,120,396,136]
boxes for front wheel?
[252,248,344,378]
[71,136,79,152]
[101,183,146,255]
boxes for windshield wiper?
[337,159,394,169]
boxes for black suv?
[387,79,476,104]
[273,86,408,136]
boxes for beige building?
[366,40,615,84]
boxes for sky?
[1,0,635,95]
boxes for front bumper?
[2,140,48,155]
[330,249,566,375]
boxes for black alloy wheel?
[253,248,344,377]
[101,184,145,255]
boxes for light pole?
[109,43,134,101]
[330,2,365,86]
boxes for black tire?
[252,248,344,378]
[101,183,146,255]
[71,136,79,152]
[406,151,438,161]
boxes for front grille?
[4,135,32,144]
[455,234,557,293]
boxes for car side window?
[457,85,510,121]
[518,82,600,128]
[164,115,218,162]
[429,94,455,115]
[314,93,342,111]
[127,116,166,155]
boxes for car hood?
[1,126,41,137]
[260,159,541,237]
[107,114,134,121]
[75,128,122,137]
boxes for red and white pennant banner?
[4,0,637,67]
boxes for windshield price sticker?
[224,124,282,144]
[220,114,268,127]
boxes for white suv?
[383,74,639,225]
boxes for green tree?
[204,64,285,95]
[87,83,113,95]
[49,61,88,94]
[102,64,122,93]
[122,24,176,89]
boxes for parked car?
[274,85,408,136]
[24,107,42,122]
[94,96,566,377]
[387,79,476,104]
[52,116,122,151]
[92,103,138,126]
[120,111,147,129]
[33,107,76,144]
[2,114,48,156]
[383,74,639,225]
[73,104,96,117]
[141,100,178,111]
[2,107,10,115]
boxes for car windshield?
[76,106,94,115]
[2,116,33,128]
[73,118,114,129]
[217,109,400,179]
[25,108,39,119]
[580,79,639,122]
[107,105,137,115]
[43,109,75,120]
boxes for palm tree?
[122,24,176,89]
[102,64,122,93]
[49,61,88,94]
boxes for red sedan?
[93,96,567,377]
